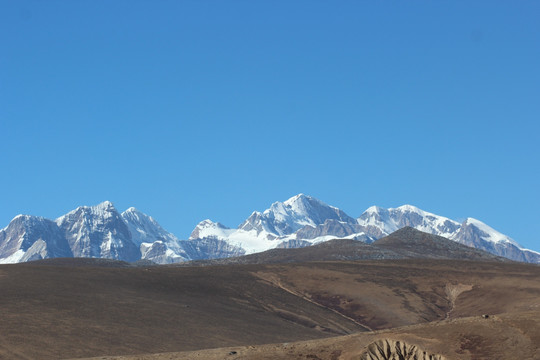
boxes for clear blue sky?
[1,1,539,250]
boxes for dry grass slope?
[1,229,539,360]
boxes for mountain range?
[1,194,538,264]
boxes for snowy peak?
[363,205,384,214]
[283,193,308,204]
[239,194,356,236]
[121,207,179,246]
[0,202,189,265]
[121,207,158,229]
[55,201,139,261]
[356,204,535,262]
[56,200,120,225]
[188,194,537,262]
[395,204,424,213]
[357,204,461,240]
[1,195,537,265]
[189,219,231,240]
[120,206,192,263]
[357,206,395,236]
[457,218,519,246]
[95,200,115,210]
[238,211,274,234]
[281,193,329,213]
[280,193,352,222]
[0,215,72,264]
[88,200,117,214]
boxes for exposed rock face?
[295,219,372,241]
[451,219,540,263]
[1,194,538,264]
[188,197,539,263]
[189,220,231,241]
[358,206,539,263]
[56,201,140,262]
[121,207,189,263]
[181,237,245,260]
[0,215,72,263]
[360,339,445,360]
[140,241,176,264]
[188,194,373,258]
[121,207,178,246]
[238,194,357,236]
[0,201,203,264]
[238,211,277,236]
[276,239,312,249]
[357,205,461,240]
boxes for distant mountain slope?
[181,227,506,266]
[56,201,139,262]
[178,239,397,266]
[0,194,538,264]
[121,207,191,263]
[0,215,72,263]
[373,227,507,261]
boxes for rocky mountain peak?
[189,219,230,240]
[1,195,539,265]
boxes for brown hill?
[373,226,506,261]
[181,227,505,266]
[0,257,539,359]
[25,257,133,267]
[0,262,364,360]
[177,239,402,266]
[83,311,540,360]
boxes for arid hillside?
[84,311,540,360]
[0,257,539,359]
[253,259,540,330]
[0,261,363,360]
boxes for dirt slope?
[255,259,540,330]
[0,262,363,360]
[0,258,539,359]
[84,311,540,360]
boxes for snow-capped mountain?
[356,205,461,240]
[56,201,140,262]
[452,218,538,263]
[355,205,539,263]
[0,215,72,264]
[189,196,540,263]
[0,194,538,264]
[121,207,190,263]
[238,194,357,236]
[0,201,190,264]
[190,194,372,254]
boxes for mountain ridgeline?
[0,194,538,264]
[178,227,507,266]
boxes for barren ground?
[0,259,539,359]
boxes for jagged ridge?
[0,194,538,264]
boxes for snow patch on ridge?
[462,218,519,246]
[0,249,26,264]
[189,219,233,241]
